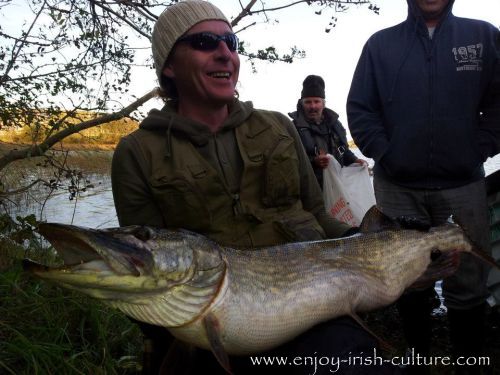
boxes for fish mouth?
[23,223,156,298]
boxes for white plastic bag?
[323,154,375,226]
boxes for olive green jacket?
[111,99,351,247]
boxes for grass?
[0,242,142,375]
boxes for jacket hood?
[406,0,455,28]
[140,99,254,146]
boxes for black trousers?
[146,317,402,375]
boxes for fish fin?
[395,216,431,231]
[203,313,232,374]
[408,250,461,291]
[349,313,394,352]
[359,206,401,233]
[360,206,431,233]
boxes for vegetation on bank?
[0,115,139,151]
[0,217,142,374]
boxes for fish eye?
[430,249,442,261]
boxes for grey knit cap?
[152,0,230,81]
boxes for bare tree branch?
[250,0,371,15]
[0,178,46,198]
[89,0,152,39]
[231,0,257,27]
[5,57,118,83]
[1,0,48,86]
[235,21,257,34]
[120,0,158,22]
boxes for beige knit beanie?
[152,0,230,81]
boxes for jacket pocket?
[433,116,483,179]
[273,211,325,242]
[379,121,428,181]
[150,175,211,230]
[262,135,301,207]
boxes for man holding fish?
[110,1,396,374]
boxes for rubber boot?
[397,288,434,375]
[447,304,487,375]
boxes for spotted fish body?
[25,207,478,356]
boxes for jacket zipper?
[427,33,436,188]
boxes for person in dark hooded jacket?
[289,75,367,188]
[347,0,500,374]
[111,2,400,375]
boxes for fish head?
[24,223,224,302]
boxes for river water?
[34,177,118,228]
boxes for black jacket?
[347,0,500,189]
[289,106,358,187]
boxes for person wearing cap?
[111,1,399,374]
[289,75,367,188]
[347,1,500,374]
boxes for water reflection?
[4,175,117,229]
[39,177,117,228]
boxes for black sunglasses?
[176,32,239,52]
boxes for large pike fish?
[24,207,494,367]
